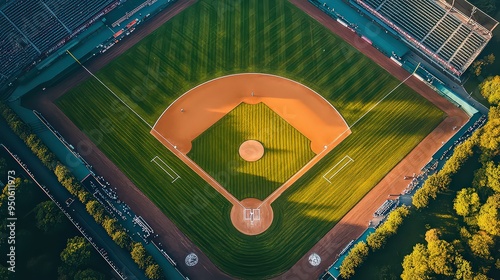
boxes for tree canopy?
[477,194,500,236]
[480,75,500,106]
[454,188,481,217]
[340,242,369,279]
[60,236,91,269]
[131,242,148,269]
[74,268,105,280]
[401,243,431,280]
[468,231,494,259]
[35,201,65,232]
[145,264,163,280]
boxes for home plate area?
[243,208,261,222]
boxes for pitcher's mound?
[239,140,264,162]
[230,198,273,235]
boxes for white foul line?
[66,50,152,128]
[319,70,418,157]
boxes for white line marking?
[67,51,152,128]
[151,156,180,183]
[152,128,247,209]
[323,155,354,184]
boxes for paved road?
[0,118,146,280]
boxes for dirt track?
[276,1,468,279]
[25,1,235,279]
[24,0,469,279]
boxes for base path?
[151,73,350,154]
[23,1,235,279]
[151,73,351,235]
[277,1,469,279]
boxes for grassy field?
[188,102,315,200]
[56,0,445,278]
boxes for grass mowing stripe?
[57,0,445,278]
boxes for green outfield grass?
[56,0,446,278]
[188,102,315,200]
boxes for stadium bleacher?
[0,14,38,82]
[44,0,115,31]
[355,0,497,77]
[0,0,117,89]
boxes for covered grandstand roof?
[355,0,498,77]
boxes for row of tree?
[401,76,500,279]
[0,158,107,279]
[0,102,164,279]
[339,206,410,278]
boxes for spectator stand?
[0,0,119,92]
[308,0,410,59]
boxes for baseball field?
[56,0,445,278]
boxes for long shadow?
[210,196,369,279]
[187,102,315,201]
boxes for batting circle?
[230,198,273,235]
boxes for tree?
[102,217,118,236]
[477,194,500,236]
[78,191,91,205]
[473,273,490,280]
[401,243,431,280]
[427,238,455,276]
[86,200,105,224]
[60,236,91,268]
[0,158,7,176]
[473,54,496,76]
[366,231,386,250]
[112,230,130,249]
[484,161,500,192]
[425,228,440,243]
[454,255,473,280]
[35,201,64,232]
[468,231,494,259]
[480,75,500,104]
[413,173,452,209]
[413,187,432,209]
[131,242,148,269]
[339,242,369,279]
[442,139,476,174]
[145,264,162,280]
[74,268,105,280]
[454,188,481,217]
[478,112,500,156]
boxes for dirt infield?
[23,0,471,279]
[152,73,350,154]
[23,1,235,279]
[276,1,469,279]
[151,73,351,235]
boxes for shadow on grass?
[351,152,482,280]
